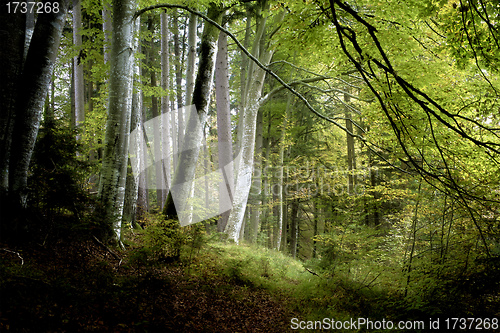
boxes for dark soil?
[0,237,296,332]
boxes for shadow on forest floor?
[0,235,295,332]
[1,230,499,333]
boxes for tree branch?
[134,4,366,141]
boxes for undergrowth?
[2,216,498,332]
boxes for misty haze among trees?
[1,0,499,331]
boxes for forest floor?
[0,234,299,332]
[1,229,499,333]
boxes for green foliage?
[190,242,305,290]
[128,212,210,265]
[133,214,185,263]
[27,118,97,240]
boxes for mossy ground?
[1,227,498,332]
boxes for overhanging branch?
[133,3,366,141]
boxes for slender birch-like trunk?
[137,95,149,216]
[185,12,197,105]
[163,3,222,222]
[0,9,26,195]
[23,11,35,62]
[277,95,292,250]
[216,29,233,232]
[224,57,271,241]
[290,199,299,259]
[123,18,142,228]
[73,0,84,140]
[161,12,171,197]
[102,0,112,65]
[97,0,136,242]
[146,17,165,209]
[8,0,70,210]
[173,11,184,150]
[224,2,275,242]
[249,110,263,242]
[345,89,356,194]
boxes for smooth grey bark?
[216,29,233,233]
[24,10,35,62]
[8,0,70,210]
[163,3,222,221]
[186,12,197,105]
[241,7,252,106]
[73,0,85,138]
[224,52,272,242]
[97,0,136,242]
[236,6,256,153]
[172,11,184,149]
[137,93,149,217]
[345,90,356,194]
[147,17,165,209]
[170,94,178,168]
[248,109,263,241]
[123,18,142,228]
[224,2,276,242]
[290,199,299,259]
[161,11,171,201]
[123,99,141,228]
[102,0,112,65]
[276,95,292,250]
[0,10,25,195]
[280,200,288,252]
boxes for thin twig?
[1,248,24,265]
[305,267,320,277]
[92,236,121,262]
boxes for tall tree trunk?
[290,199,299,259]
[239,6,252,118]
[161,11,171,198]
[249,109,263,242]
[173,11,184,149]
[0,9,26,195]
[147,17,165,209]
[8,0,70,213]
[224,2,275,242]
[312,200,318,258]
[281,200,288,252]
[367,147,380,226]
[137,94,149,217]
[216,29,234,232]
[262,114,273,247]
[123,18,142,228]
[97,0,136,243]
[163,3,223,225]
[24,11,35,62]
[345,90,356,194]
[186,12,197,105]
[73,0,85,142]
[102,0,112,65]
[277,95,292,250]
[170,93,178,168]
